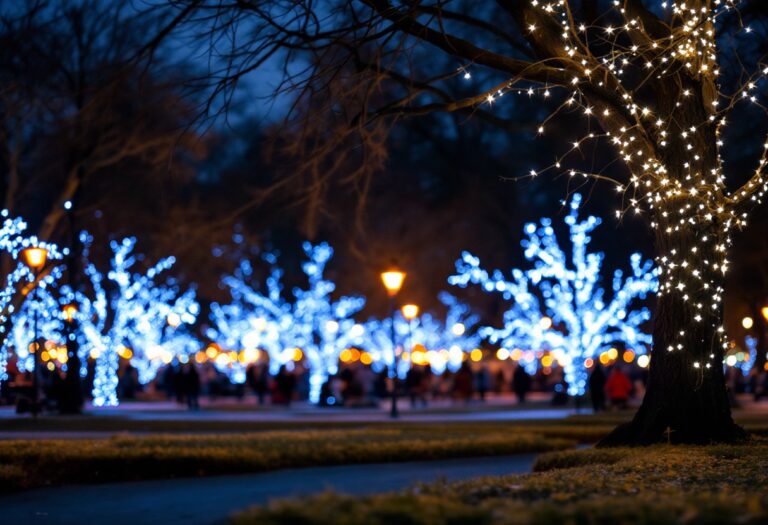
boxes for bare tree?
[0,1,200,324]
[0,1,197,238]
[174,0,768,444]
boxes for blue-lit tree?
[0,211,64,380]
[363,292,481,376]
[420,293,482,374]
[450,194,657,396]
[2,280,66,378]
[209,242,365,402]
[207,257,294,383]
[362,316,410,378]
[286,242,366,402]
[130,286,199,385]
[72,234,197,406]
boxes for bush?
[0,428,573,493]
[233,441,768,525]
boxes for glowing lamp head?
[401,304,419,320]
[22,246,48,271]
[62,303,78,323]
[742,316,754,330]
[381,269,405,296]
[762,307,768,322]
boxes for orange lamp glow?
[401,304,419,320]
[22,246,48,271]
[381,270,405,296]
[62,303,78,323]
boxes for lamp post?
[60,303,82,414]
[21,246,48,417]
[381,268,405,418]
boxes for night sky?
[0,0,765,333]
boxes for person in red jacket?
[605,366,633,409]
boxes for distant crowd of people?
[5,353,767,412]
[587,364,637,411]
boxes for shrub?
[0,428,573,493]
[234,442,768,525]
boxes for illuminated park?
[1,1,768,524]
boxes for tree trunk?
[600,219,747,445]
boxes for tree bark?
[600,223,748,445]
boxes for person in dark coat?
[588,363,607,412]
[184,363,200,410]
[453,362,473,402]
[476,365,490,402]
[512,364,531,403]
[275,365,296,406]
[247,363,270,405]
[406,366,424,407]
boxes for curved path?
[0,454,536,525]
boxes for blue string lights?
[450,194,658,395]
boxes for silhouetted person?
[161,365,176,400]
[173,363,185,405]
[512,365,531,403]
[588,364,607,412]
[494,369,506,394]
[119,363,137,400]
[453,362,473,402]
[184,364,200,410]
[551,369,569,406]
[476,365,490,401]
[275,365,296,406]
[605,366,632,409]
[406,366,424,407]
[247,363,269,405]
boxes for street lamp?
[62,303,78,323]
[762,306,768,322]
[381,271,405,295]
[60,302,83,414]
[21,246,48,417]
[401,304,419,321]
[22,247,48,271]
[381,267,405,418]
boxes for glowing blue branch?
[450,193,657,395]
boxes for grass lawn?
[233,438,768,525]
[0,425,575,493]
[3,410,768,499]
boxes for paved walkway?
[0,454,536,525]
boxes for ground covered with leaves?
[233,439,768,525]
